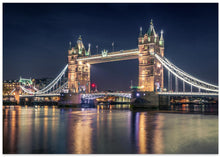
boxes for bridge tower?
[138,20,164,92]
[68,36,91,93]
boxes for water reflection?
[138,113,147,153]
[67,110,94,154]
[131,112,164,154]
[170,104,218,113]
[3,105,218,154]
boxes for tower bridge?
[67,20,165,93]
[15,19,218,106]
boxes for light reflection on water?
[3,105,218,154]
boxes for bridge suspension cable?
[155,54,218,92]
[9,88,16,95]
[20,85,35,94]
[20,64,68,95]
[51,81,68,94]
[163,57,218,89]
[36,64,68,94]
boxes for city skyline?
[3,3,218,91]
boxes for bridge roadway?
[20,92,218,98]
[77,49,139,64]
[157,92,218,97]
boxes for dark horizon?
[3,3,218,91]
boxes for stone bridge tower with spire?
[68,35,91,93]
[138,20,164,92]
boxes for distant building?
[19,77,33,86]
[33,78,53,90]
[3,76,68,98]
[3,79,20,96]
[33,77,67,90]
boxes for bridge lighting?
[157,63,161,68]
[77,50,139,61]
[155,54,218,92]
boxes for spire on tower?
[77,35,85,51]
[69,41,72,50]
[139,26,143,37]
[150,19,153,25]
[78,35,82,41]
[160,30,164,41]
[146,19,156,37]
[88,43,91,55]
[159,30,164,46]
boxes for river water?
[3,104,218,154]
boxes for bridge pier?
[131,92,159,109]
[20,97,35,105]
[131,91,170,109]
[59,93,81,107]
[159,95,170,110]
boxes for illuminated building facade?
[3,80,20,96]
[138,20,164,92]
[68,36,91,93]
[3,78,34,103]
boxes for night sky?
[3,3,218,91]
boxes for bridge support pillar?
[59,93,81,107]
[131,91,170,110]
[131,91,159,109]
[159,95,170,110]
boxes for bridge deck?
[20,93,60,97]
[77,49,139,64]
[157,92,218,97]
[20,92,218,98]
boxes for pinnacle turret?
[146,19,156,37]
[160,30,164,41]
[69,41,72,50]
[86,43,91,56]
[139,27,143,37]
[159,30,164,46]
[78,35,82,40]
[77,35,85,50]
